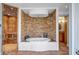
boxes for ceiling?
[22,8,55,17]
[6,3,70,16]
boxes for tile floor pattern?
[3,42,69,55]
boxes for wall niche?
[21,10,56,42]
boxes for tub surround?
[19,9,59,51]
[21,10,56,42]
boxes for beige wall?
[21,10,56,42]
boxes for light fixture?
[29,9,48,17]
[8,14,10,16]
[11,7,13,9]
[59,17,65,23]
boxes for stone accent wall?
[50,10,56,41]
[27,17,50,38]
[21,11,29,41]
[3,4,18,16]
[21,10,56,42]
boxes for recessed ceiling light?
[11,8,13,9]
[8,14,10,15]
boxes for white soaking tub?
[19,38,59,51]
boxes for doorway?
[59,16,69,54]
[2,4,18,54]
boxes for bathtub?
[18,38,59,51]
[26,38,50,42]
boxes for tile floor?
[3,42,69,55]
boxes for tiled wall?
[21,11,30,41]
[21,10,56,42]
[3,4,18,16]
